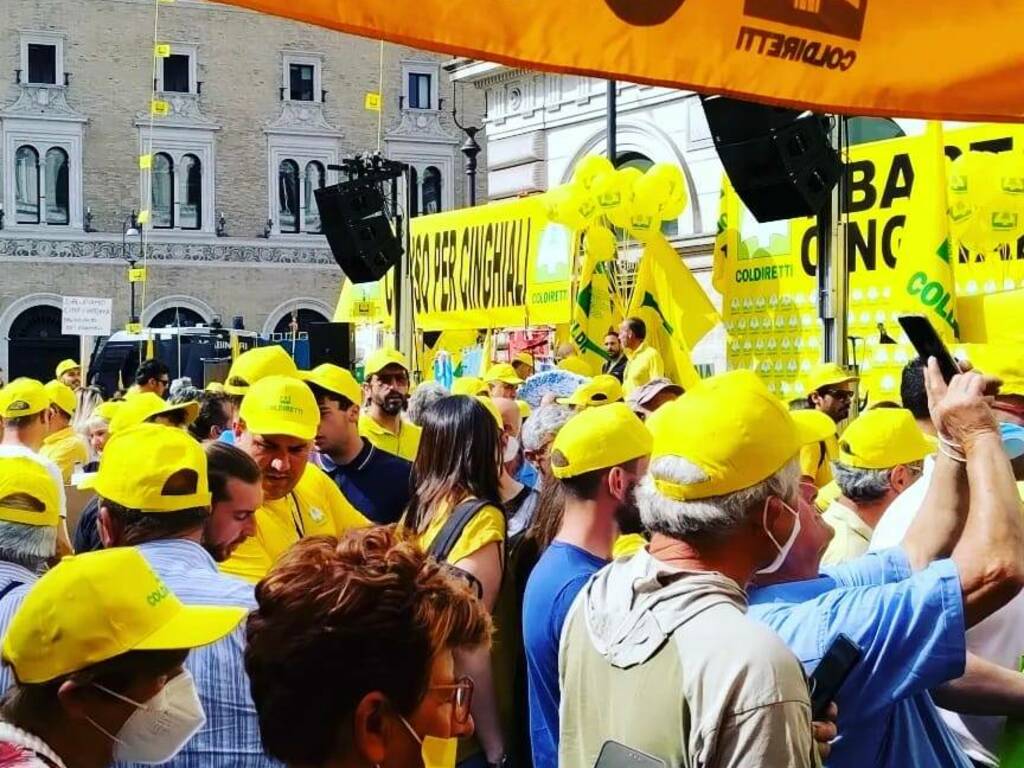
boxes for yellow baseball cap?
[451,377,487,396]
[803,362,859,394]
[484,363,524,386]
[44,380,76,416]
[838,408,933,470]
[474,395,503,428]
[224,346,299,396]
[959,343,1024,397]
[55,359,80,378]
[790,409,838,445]
[551,402,652,479]
[3,548,244,684]
[517,400,533,420]
[303,364,363,405]
[239,375,319,441]
[0,379,49,419]
[514,352,534,369]
[93,401,123,422]
[364,348,410,378]
[205,381,226,394]
[109,392,199,434]
[0,457,60,527]
[82,423,211,511]
[558,375,623,408]
[557,356,594,377]
[647,370,821,501]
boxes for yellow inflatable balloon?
[584,225,618,261]
[573,155,615,192]
[546,183,595,231]
[648,162,689,220]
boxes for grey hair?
[407,382,450,426]
[832,461,893,502]
[638,457,800,539]
[70,386,105,433]
[521,404,573,452]
[0,521,57,574]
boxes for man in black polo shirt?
[304,364,412,524]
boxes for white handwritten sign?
[62,296,113,336]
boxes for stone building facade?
[0,0,484,379]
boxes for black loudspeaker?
[308,322,353,368]
[315,180,403,283]
[700,96,841,222]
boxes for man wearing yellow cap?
[305,364,412,524]
[451,377,487,397]
[359,348,421,461]
[0,457,60,595]
[523,402,651,768]
[799,362,858,488]
[223,375,368,583]
[820,408,930,566]
[512,351,535,381]
[485,362,523,399]
[219,345,300,446]
[559,370,819,768]
[55,358,81,390]
[39,380,88,483]
[0,547,243,768]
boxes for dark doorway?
[8,305,78,381]
[149,307,206,328]
[273,308,329,336]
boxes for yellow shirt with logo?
[800,434,839,489]
[221,463,370,583]
[359,412,422,462]
[622,341,665,395]
[414,499,506,768]
[39,427,89,484]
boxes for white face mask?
[755,498,801,575]
[503,434,520,464]
[89,670,206,764]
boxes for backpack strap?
[427,498,494,564]
[0,581,23,604]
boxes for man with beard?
[601,329,627,382]
[522,402,651,768]
[358,348,422,461]
[202,442,262,562]
[800,362,858,488]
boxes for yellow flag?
[229,331,241,360]
[712,175,740,298]
[364,91,381,111]
[144,334,155,361]
[896,122,958,340]
[154,43,171,58]
[570,235,620,374]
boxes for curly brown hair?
[245,525,492,765]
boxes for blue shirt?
[747,548,970,768]
[312,440,412,524]
[523,541,609,768]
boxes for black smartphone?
[897,314,961,382]
[594,741,667,768]
[809,633,862,719]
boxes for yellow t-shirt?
[39,427,89,484]
[359,412,422,462]
[415,499,505,768]
[622,341,665,395]
[221,463,369,583]
[612,533,646,559]
[800,434,839,489]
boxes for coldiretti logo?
[744,0,868,41]
[147,582,171,607]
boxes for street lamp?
[451,84,482,207]
[122,211,140,326]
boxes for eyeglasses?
[821,388,854,401]
[431,675,474,724]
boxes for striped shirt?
[0,562,37,599]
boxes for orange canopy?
[219,0,1024,122]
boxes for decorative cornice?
[265,101,343,138]
[133,93,220,131]
[0,236,335,266]
[385,109,460,145]
[0,85,88,123]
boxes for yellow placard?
[125,322,142,334]
[128,267,147,283]
[138,154,153,170]
[136,210,151,225]
[150,99,170,116]
[364,91,381,111]
[154,43,171,58]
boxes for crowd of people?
[0,318,1021,768]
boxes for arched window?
[278,160,300,233]
[152,153,174,228]
[304,161,325,233]
[180,154,202,230]
[149,306,206,328]
[45,148,69,225]
[14,146,40,224]
[422,166,442,214]
[273,307,329,336]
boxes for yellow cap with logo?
[109,392,199,434]
[0,457,60,527]
[239,375,319,441]
[803,362,859,394]
[82,423,211,512]
[0,379,49,419]
[838,408,933,470]
[303,364,363,405]
[451,377,487,396]
[551,402,652,479]
[364,348,410,378]
[484,363,524,386]
[790,409,838,445]
[55,359,80,379]
[647,370,821,501]
[959,343,1024,397]
[559,375,623,408]
[44,380,76,416]
[224,346,299,396]
[3,547,245,684]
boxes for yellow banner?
[410,195,572,331]
[720,123,1024,404]
[220,0,1024,121]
